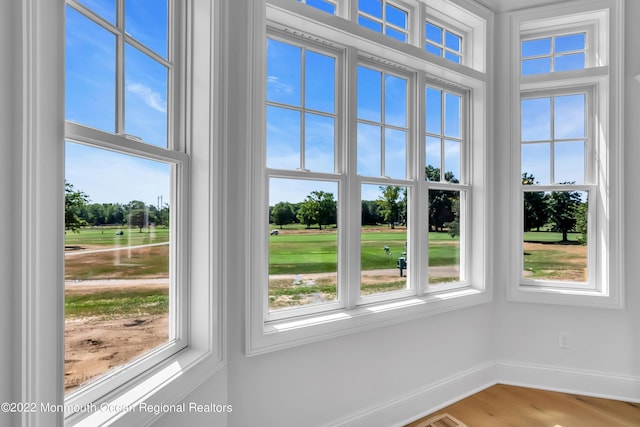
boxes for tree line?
[65,182,169,233]
[523,173,588,243]
[270,166,460,235]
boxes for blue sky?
[65,2,170,206]
[66,1,586,207]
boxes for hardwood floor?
[405,384,640,427]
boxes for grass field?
[65,226,169,247]
[522,231,587,281]
[64,226,587,314]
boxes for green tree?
[574,200,588,245]
[546,186,582,242]
[297,191,337,230]
[426,166,458,232]
[271,202,296,229]
[377,186,402,229]
[445,196,460,238]
[522,173,549,232]
[126,200,148,232]
[361,200,381,225]
[65,182,89,233]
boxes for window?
[251,0,491,354]
[521,32,586,75]
[520,90,592,287]
[15,0,226,425]
[508,1,624,308]
[358,0,410,43]
[64,0,189,402]
[425,21,463,64]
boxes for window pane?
[66,6,116,133]
[305,50,335,114]
[426,43,443,57]
[445,51,462,64]
[125,0,168,58]
[268,178,338,311]
[521,97,551,141]
[386,27,407,43]
[555,53,585,72]
[385,74,407,127]
[444,140,461,182]
[361,184,408,297]
[358,123,382,176]
[267,39,301,106]
[426,22,443,44]
[125,44,168,147]
[425,136,441,181]
[358,66,382,122]
[523,191,589,282]
[267,106,301,170]
[555,33,585,52]
[304,0,336,14]
[445,31,461,52]
[359,0,383,18]
[386,4,407,29]
[522,38,551,57]
[522,57,552,75]
[522,143,550,185]
[445,93,461,138]
[428,190,461,284]
[555,141,585,184]
[554,94,585,139]
[305,113,335,173]
[77,0,116,24]
[426,87,442,134]
[385,129,406,179]
[358,15,383,33]
[65,142,171,393]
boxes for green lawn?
[269,229,460,275]
[65,288,169,319]
[65,226,170,247]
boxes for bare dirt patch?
[64,281,169,394]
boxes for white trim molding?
[327,360,640,427]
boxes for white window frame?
[20,0,225,425]
[507,0,624,309]
[356,0,412,43]
[425,18,464,64]
[249,0,492,355]
[520,30,590,74]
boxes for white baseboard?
[327,360,640,427]
[495,360,640,403]
[326,362,496,427]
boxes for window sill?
[507,282,624,310]
[248,287,490,356]
[66,348,224,427]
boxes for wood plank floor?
[405,384,640,427]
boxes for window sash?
[63,0,188,410]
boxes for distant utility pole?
[157,195,163,226]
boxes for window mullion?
[415,72,427,295]
[345,46,360,309]
[116,0,125,135]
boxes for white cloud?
[127,82,167,114]
[267,76,294,95]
